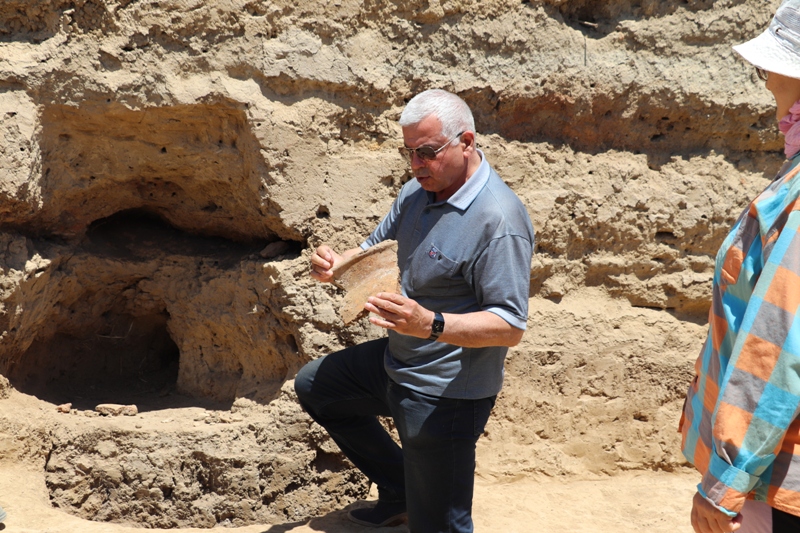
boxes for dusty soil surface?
[1,463,698,533]
[0,0,786,530]
[0,373,699,533]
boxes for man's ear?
[461,131,476,151]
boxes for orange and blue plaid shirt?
[681,156,800,518]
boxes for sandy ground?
[1,465,697,533]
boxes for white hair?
[398,89,476,141]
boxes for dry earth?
[0,0,787,531]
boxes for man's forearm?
[364,293,525,347]
[435,310,524,348]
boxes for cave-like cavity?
[2,101,306,408]
[9,208,282,411]
[13,308,180,410]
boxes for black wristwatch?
[428,312,445,341]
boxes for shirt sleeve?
[701,209,800,516]
[470,234,533,330]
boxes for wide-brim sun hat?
[734,0,800,80]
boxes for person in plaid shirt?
[681,1,800,532]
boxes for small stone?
[96,403,138,416]
[231,397,256,411]
[259,241,290,259]
[56,403,72,413]
[0,374,12,399]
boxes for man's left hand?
[365,292,433,338]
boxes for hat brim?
[734,27,800,80]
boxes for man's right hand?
[310,245,365,283]
[310,245,342,283]
[691,492,742,533]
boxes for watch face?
[429,313,445,340]
[431,312,445,336]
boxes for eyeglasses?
[398,131,464,162]
[756,67,769,82]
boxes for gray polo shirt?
[361,151,534,399]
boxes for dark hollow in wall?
[12,310,180,411]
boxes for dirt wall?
[0,0,784,528]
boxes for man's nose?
[410,151,427,169]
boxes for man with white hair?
[295,89,534,532]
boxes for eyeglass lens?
[398,145,439,161]
[756,67,769,81]
[398,131,464,162]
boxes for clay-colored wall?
[0,0,785,527]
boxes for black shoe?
[347,500,407,527]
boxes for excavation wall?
[0,0,784,528]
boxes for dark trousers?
[773,506,800,531]
[294,337,496,533]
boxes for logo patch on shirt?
[428,245,439,259]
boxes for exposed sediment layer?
[0,0,783,528]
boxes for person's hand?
[310,245,342,283]
[365,292,434,338]
[691,492,743,533]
